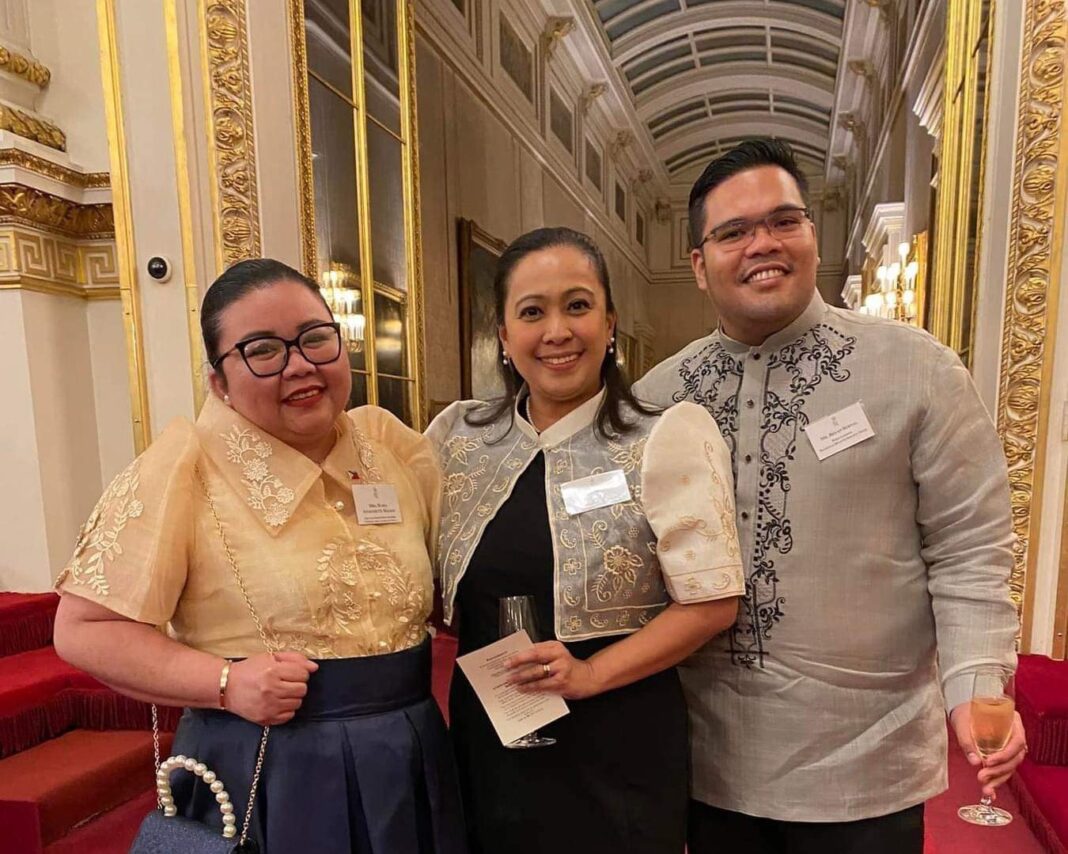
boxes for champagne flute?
[958,665,1015,827]
[498,595,556,749]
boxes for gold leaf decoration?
[0,105,65,151]
[203,0,260,265]
[996,0,1067,617]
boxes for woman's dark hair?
[688,138,809,249]
[466,226,657,439]
[201,258,330,367]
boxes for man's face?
[691,165,820,345]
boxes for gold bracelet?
[218,659,232,710]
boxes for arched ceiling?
[591,0,846,182]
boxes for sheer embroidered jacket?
[426,390,744,642]
[55,395,441,659]
[634,292,1017,822]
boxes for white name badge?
[351,483,403,525]
[560,469,631,516]
[803,401,876,461]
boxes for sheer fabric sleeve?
[54,418,199,625]
[641,402,745,604]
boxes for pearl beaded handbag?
[130,472,276,853]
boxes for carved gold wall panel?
[201,0,261,269]
[0,184,114,239]
[0,46,51,87]
[0,105,66,151]
[0,149,109,189]
[996,0,1067,650]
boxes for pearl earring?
[502,353,510,366]
[223,394,231,405]
[608,338,615,354]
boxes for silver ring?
[542,663,551,678]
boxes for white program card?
[559,469,631,516]
[802,401,876,461]
[455,630,569,746]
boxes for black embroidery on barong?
[673,325,856,668]
[672,342,744,478]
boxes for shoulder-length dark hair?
[466,226,656,439]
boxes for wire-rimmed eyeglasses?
[210,321,343,377]
[696,206,812,251]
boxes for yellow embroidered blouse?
[55,396,440,659]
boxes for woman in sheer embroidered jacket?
[52,259,466,854]
[426,227,744,854]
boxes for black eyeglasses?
[697,207,812,250]
[211,321,343,377]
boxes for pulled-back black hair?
[201,258,330,366]
[466,226,656,439]
[688,138,809,249]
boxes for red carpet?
[0,593,179,854]
[0,729,172,849]
[0,593,58,657]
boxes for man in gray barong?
[634,138,1027,854]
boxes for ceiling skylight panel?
[605,0,681,40]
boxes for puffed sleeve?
[642,402,745,604]
[54,418,199,625]
[356,406,442,556]
[424,400,477,455]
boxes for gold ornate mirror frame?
[995,0,1068,654]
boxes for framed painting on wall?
[615,330,639,381]
[458,218,509,400]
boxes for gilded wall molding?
[996,0,1067,634]
[0,105,65,151]
[0,226,119,299]
[401,0,427,428]
[287,0,317,279]
[0,184,114,239]
[0,46,51,88]
[0,149,109,189]
[202,0,261,269]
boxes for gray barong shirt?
[634,292,1017,821]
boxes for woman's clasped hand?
[224,652,318,725]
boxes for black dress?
[449,453,689,854]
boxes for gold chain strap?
[151,703,161,808]
[150,468,277,847]
[198,468,273,846]
[200,469,277,653]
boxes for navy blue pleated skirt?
[169,639,467,854]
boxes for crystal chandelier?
[862,242,920,324]
[320,263,365,353]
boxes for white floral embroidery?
[350,427,382,483]
[221,426,295,528]
[607,437,646,475]
[314,538,364,634]
[445,434,482,465]
[66,459,145,596]
[593,545,644,602]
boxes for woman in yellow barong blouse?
[52,259,467,854]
